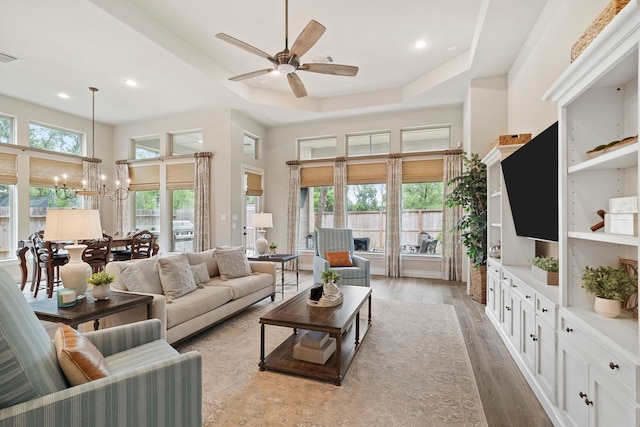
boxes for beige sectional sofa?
[103,249,276,344]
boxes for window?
[298,136,337,160]
[171,189,194,252]
[299,186,334,250]
[347,132,390,157]
[28,187,81,234]
[171,131,202,156]
[401,182,444,254]
[401,126,450,153]
[134,136,161,159]
[29,122,82,155]
[0,115,13,144]
[244,133,258,159]
[347,184,386,251]
[134,190,160,244]
[0,185,13,259]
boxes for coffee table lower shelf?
[260,318,369,386]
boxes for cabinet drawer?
[506,272,535,309]
[561,315,638,402]
[535,295,556,327]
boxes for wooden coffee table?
[30,291,153,331]
[259,285,372,385]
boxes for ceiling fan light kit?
[215,0,358,98]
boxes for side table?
[30,291,153,331]
[248,254,299,298]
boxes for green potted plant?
[581,265,637,318]
[87,270,115,300]
[320,269,341,299]
[269,242,278,255]
[445,152,487,303]
[531,256,559,286]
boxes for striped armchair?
[0,268,202,427]
[313,228,371,287]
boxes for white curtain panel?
[115,161,130,238]
[82,157,101,210]
[442,150,463,281]
[385,156,402,277]
[333,159,347,228]
[286,162,301,270]
[194,152,212,252]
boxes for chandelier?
[54,87,129,201]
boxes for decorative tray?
[307,292,343,307]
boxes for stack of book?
[605,196,638,235]
[293,330,336,364]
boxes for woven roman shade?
[300,165,333,187]
[402,159,443,183]
[0,152,17,185]
[30,158,83,188]
[166,163,194,190]
[347,162,386,184]
[129,165,160,191]
[245,172,263,196]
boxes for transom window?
[29,122,82,155]
[401,126,450,153]
[298,136,337,160]
[0,115,13,144]
[134,136,161,159]
[171,131,202,155]
[347,131,390,157]
[244,133,259,160]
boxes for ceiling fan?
[215,0,358,98]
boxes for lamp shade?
[252,213,273,229]
[43,209,103,243]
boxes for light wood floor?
[289,270,554,427]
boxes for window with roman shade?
[129,165,160,191]
[0,152,17,185]
[30,158,83,188]
[166,163,195,190]
[245,172,263,196]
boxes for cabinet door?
[590,366,639,427]
[487,269,501,320]
[520,303,536,374]
[499,284,511,333]
[536,318,556,403]
[558,338,589,427]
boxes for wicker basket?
[471,265,487,304]
[571,0,631,62]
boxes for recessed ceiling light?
[57,93,69,99]
[414,40,428,49]
[124,79,138,87]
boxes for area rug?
[175,298,488,426]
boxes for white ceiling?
[0,0,548,127]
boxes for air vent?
[0,52,18,64]
[310,55,334,64]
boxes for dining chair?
[130,230,156,259]
[32,235,68,298]
[110,229,140,261]
[81,234,112,273]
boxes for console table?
[247,254,299,298]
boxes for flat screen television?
[500,121,558,242]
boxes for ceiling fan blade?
[228,69,274,81]
[289,20,326,60]
[298,63,359,76]
[215,33,276,65]
[287,73,307,98]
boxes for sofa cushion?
[54,324,109,386]
[165,286,234,329]
[158,253,198,302]
[121,262,164,295]
[0,268,68,409]
[191,262,210,285]
[208,273,273,300]
[214,247,252,280]
[185,249,219,277]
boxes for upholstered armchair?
[0,268,202,427]
[313,228,371,287]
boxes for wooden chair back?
[81,234,112,273]
[130,230,155,259]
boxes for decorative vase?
[594,296,621,318]
[92,284,110,301]
[323,280,340,299]
[489,241,501,259]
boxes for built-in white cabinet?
[483,3,640,426]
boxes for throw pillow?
[214,247,252,281]
[121,263,164,295]
[190,262,210,285]
[54,323,109,386]
[325,251,354,267]
[157,253,198,302]
[185,249,219,277]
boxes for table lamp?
[44,209,103,299]
[252,213,273,256]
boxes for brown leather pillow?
[54,323,109,386]
[325,251,354,267]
